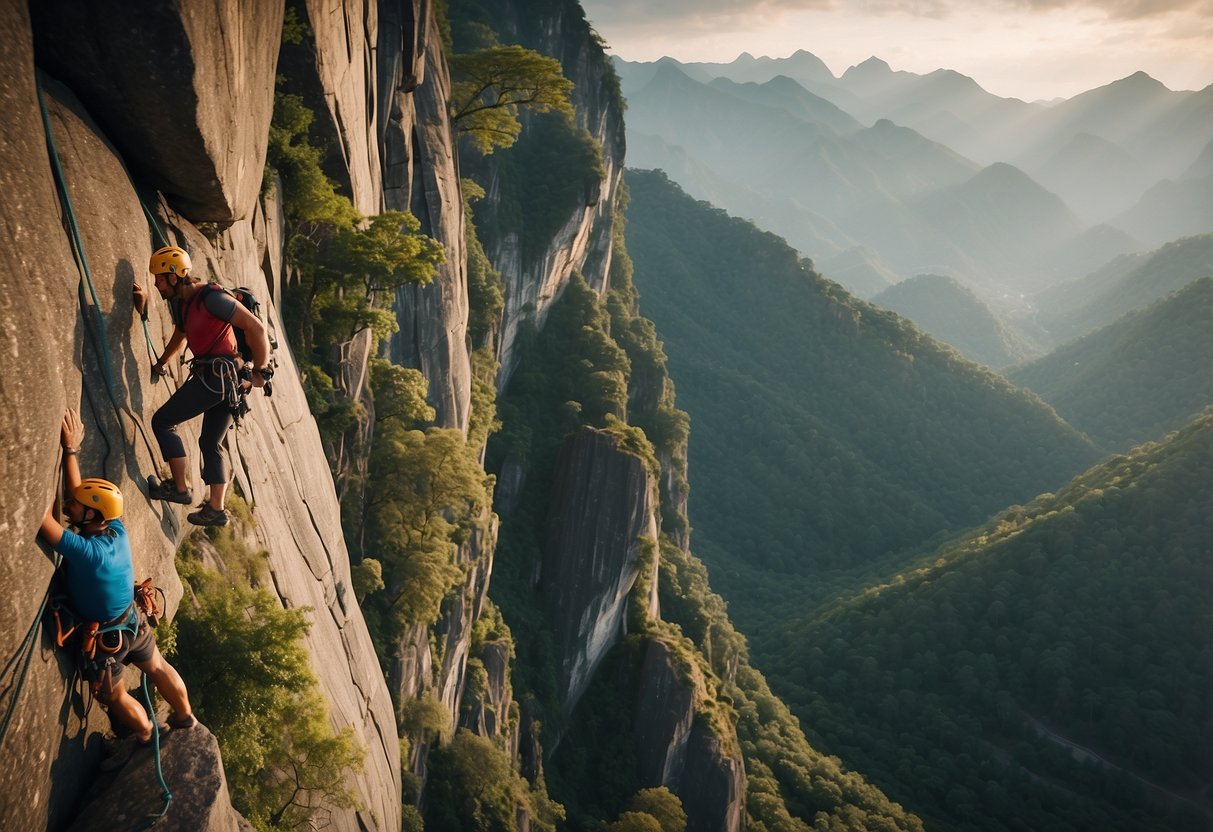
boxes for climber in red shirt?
[133,245,271,526]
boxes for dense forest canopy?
[774,414,1213,831]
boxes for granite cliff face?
[467,0,628,382]
[541,429,660,713]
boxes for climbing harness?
[191,356,252,425]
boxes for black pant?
[151,372,232,485]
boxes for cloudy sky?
[579,0,1213,101]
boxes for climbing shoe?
[147,476,192,505]
[99,733,152,772]
[168,712,198,730]
[187,504,229,527]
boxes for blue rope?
[139,673,173,826]
[35,71,130,441]
[0,554,60,748]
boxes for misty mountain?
[707,74,863,135]
[872,273,1042,369]
[818,245,900,298]
[1031,233,1213,345]
[623,169,1098,591]
[774,412,1213,832]
[1009,278,1213,450]
[1111,171,1213,249]
[617,58,1155,295]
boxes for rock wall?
[634,639,745,832]
[0,3,398,830]
[540,429,659,713]
[384,0,472,432]
[474,0,627,383]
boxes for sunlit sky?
[579,0,1213,102]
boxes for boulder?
[66,726,254,832]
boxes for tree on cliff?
[449,45,574,154]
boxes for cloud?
[1007,0,1211,19]
[586,0,1213,26]
[583,0,836,29]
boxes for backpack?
[202,283,263,362]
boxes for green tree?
[175,563,364,831]
[609,812,664,832]
[449,45,575,155]
[628,787,687,832]
[424,729,536,831]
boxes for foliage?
[628,787,687,832]
[464,179,506,348]
[609,812,663,832]
[370,358,435,428]
[399,695,450,746]
[424,729,560,831]
[449,45,574,155]
[287,210,445,354]
[468,345,503,453]
[1010,277,1213,452]
[771,415,1213,831]
[351,557,384,601]
[175,550,363,831]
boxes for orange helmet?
[149,245,192,277]
[73,478,124,520]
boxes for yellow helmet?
[149,245,192,277]
[73,478,124,521]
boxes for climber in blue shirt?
[39,409,197,764]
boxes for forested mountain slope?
[623,169,1098,602]
[1010,278,1213,450]
[1031,233,1213,346]
[872,273,1041,369]
[773,413,1213,832]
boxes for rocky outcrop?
[0,4,398,830]
[540,429,659,712]
[383,0,472,432]
[30,0,282,222]
[66,727,253,832]
[298,0,383,216]
[634,639,746,832]
[472,0,627,383]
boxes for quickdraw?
[190,355,251,426]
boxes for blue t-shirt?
[55,518,135,622]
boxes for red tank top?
[184,286,238,359]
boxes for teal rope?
[139,673,172,826]
[35,71,129,435]
[0,554,61,748]
[37,71,165,461]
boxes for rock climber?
[133,245,272,526]
[39,408,197,766]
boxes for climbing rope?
[0,554,61,749]
[139,672,172,827]
[35,70,163,467]
[33,73,174,823]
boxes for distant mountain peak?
[841,56,894,83]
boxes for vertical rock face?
[300,0,384,216]
[633,640,746,832]
[540,429,659,712]
[383,0,472,432]
[0,5,399,831]
[473,0,627,383]
[30,0,282,222]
